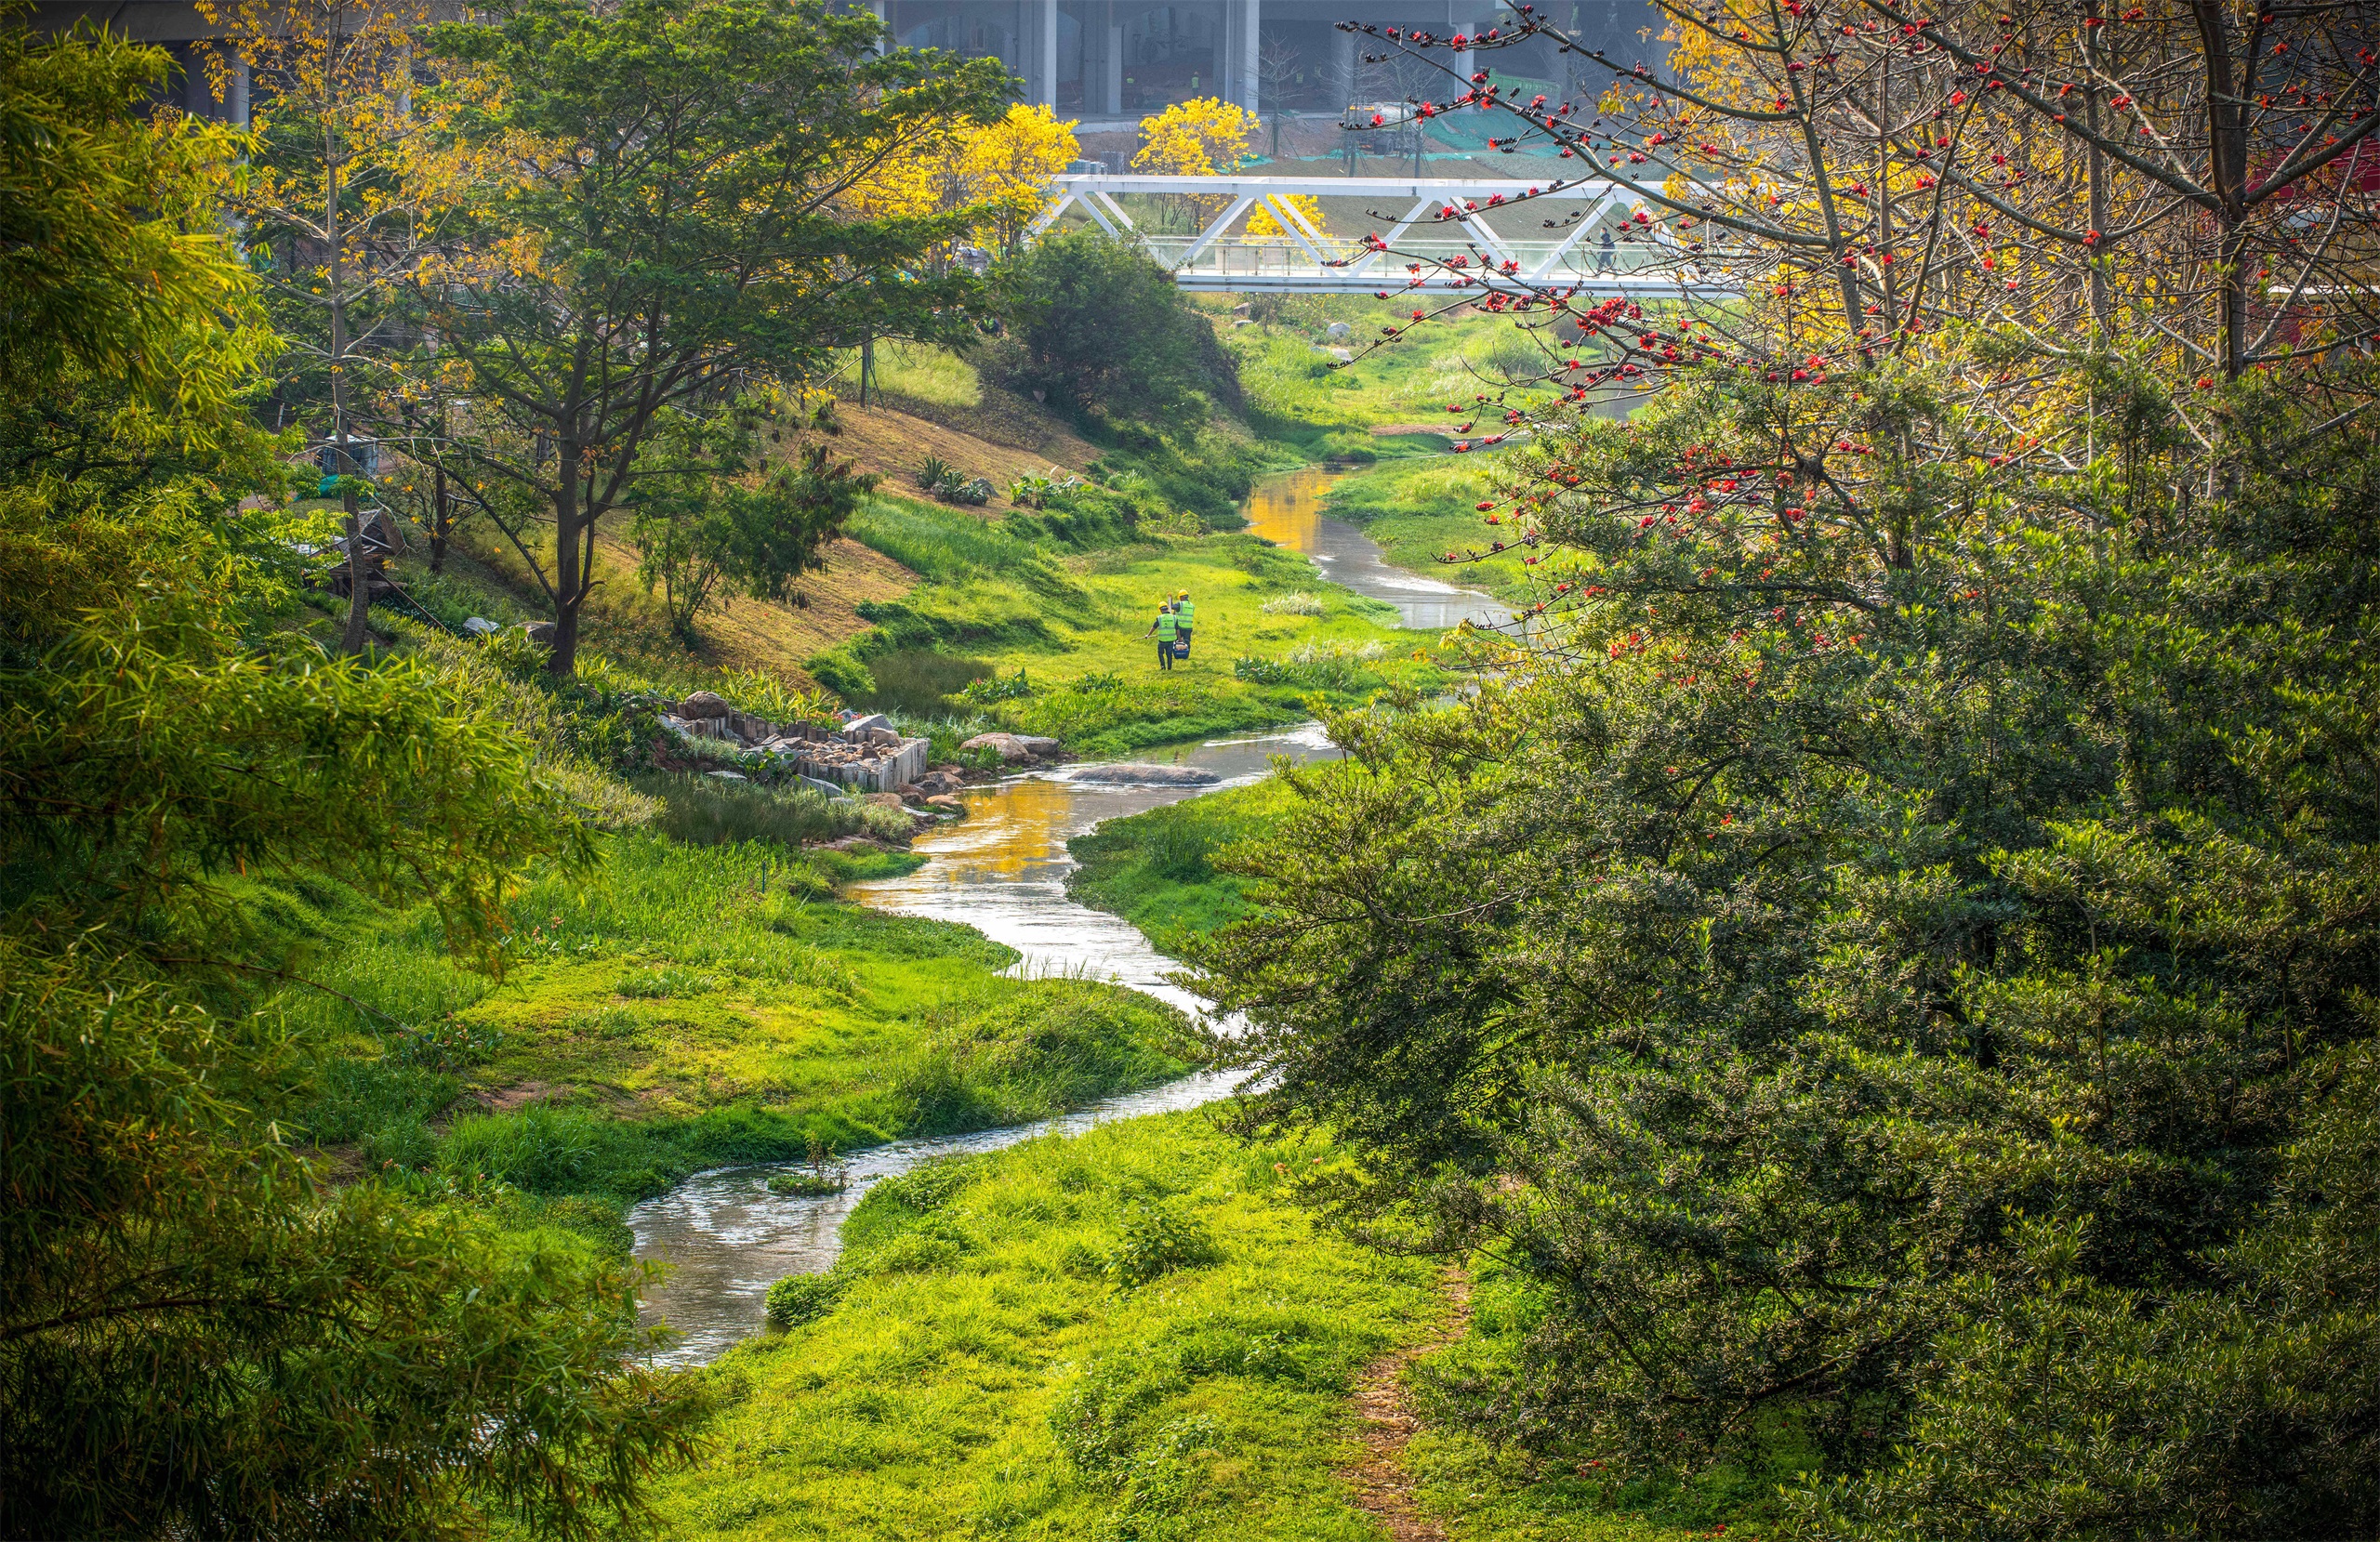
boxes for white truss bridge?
[1026,175,1742,297]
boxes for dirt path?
[1343,1268,1474,1541]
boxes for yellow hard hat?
[1177,589,1189,599]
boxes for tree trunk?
[430,462,450,574]
[327,133,371,654]
[2191,1,2252,377]
[2083,0,2110,336]
[339,484,374,653]
[549,437,583,676]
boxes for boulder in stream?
[1067,763,1220,786]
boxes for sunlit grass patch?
[646,1112,1448,1541]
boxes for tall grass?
[627,772,912,850]
[850,649,994,717]
[848,495,1043,583]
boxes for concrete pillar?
[229,56,249,126]
[1087,2,1122,116]
[1451,11,1485,82]
[1230,0,1260,114]
[1334,21,1355,108]
[1022,0,1057,106]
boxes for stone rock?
[893,783,926,800]
[840,712,892,736]
[959,731,1036,764]
[522,621,558,645]
[681,691,732,718]
[1232,318,1258,327]
[1328,348,1354,362]
[925,794,966,813]
[1016,735,1062,758]
[796,775,852,798]
[705,769,748,782]
[1326,321,1352,339]
[1067,763,1221,786]
[462,615,500,638]
[863,792,907,809]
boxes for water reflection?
[1242,465,1515,632]
[849,721,1332,1019]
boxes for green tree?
[0,14,282,661]
[629,417,877,643]
[1191,348,2380,1528]
[401,0,1009,675]
[197,0,445,654]
[0,23,708,1535]
[993,230,1239,422]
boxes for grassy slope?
[643,1112,1449,1542]
[1064,780,1284,954]
[825,489,1461,755]
[281,833,1206,1211]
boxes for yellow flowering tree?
[1246,192,1324,242]
[1132,97,1251,226]
[195,0,447,653]
[843,103,1078,263]
[957,104,1078,255]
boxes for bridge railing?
[1027,174,1743,297]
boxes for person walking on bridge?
[1144,601,1179,671]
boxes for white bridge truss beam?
[1025,176,1740,298]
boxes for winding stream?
[628,468,1485,1365]
[1241,465,1514,631]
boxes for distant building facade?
[20,0,1662,127]
[878,0,1665,122]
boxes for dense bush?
[1101,1201,1223,1289]
[1198,352,2380,1533]
[990,231,1238,423]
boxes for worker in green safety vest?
[1172,590,1195,652]
[1145,602,1179,671]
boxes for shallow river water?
[628,468,1491,1365]
[1239,465,1514,631]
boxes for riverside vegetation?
[24,0,2374,1535]
[0,9,1487,1535]
[0,6,1536,1536]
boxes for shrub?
[763,1272,845,1329]
[957,667,1037,705]
[715,667,837,724]
[991,231,1237,422]
[1257,591,1326,616]
[1103,1201,1222,1289]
